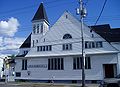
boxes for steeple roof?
[32,3,49,22]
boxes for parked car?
[100,75,120,87]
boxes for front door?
[103,64,117,78]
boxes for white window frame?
[33,24,36,34]
[48,58,64,70]
[85,41,103,49]
[73,57,91,70]
[22,59,27,70]
[37,45,52,52]
[63,43,72,51]
[37,24,39,33]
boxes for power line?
[0,0,120,26]
[0,40,110,51]
[0,0,75,16]
[1,30,119,52]
[45,0,68,4]
[84,0,89,6]
[85,14,120,20]
[0,5,36,15]
[8,20,120,33]
[94,0,108,25]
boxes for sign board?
[28,64,47,68]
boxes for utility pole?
[76,0,87,87]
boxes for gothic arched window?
[63,34,72,39]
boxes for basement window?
[16,72,21,77]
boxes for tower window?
[33,40,35,47]
[66,15,68,19]
[44,38,46,42]
[41,24,43,33]
[92,34,94,38]
[33,24,36,34]
[37,24,39,33]
[36,40,38,43]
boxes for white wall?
[111,42,120,74]
[31,21,49,47]
[16,11,119,81]
[26,12,118,57]
[15,53,117,80]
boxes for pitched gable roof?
[32,3,49,22]
[91,24,120,42]
[34,11,103,42]
[20,34,31,48]
[26,12,118,57]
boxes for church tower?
[31,3,49,47]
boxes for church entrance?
[103,64,117,78]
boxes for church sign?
[28,64,47,68]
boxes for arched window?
[62,34,72,50]
[63,34,72,39]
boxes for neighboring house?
[91,24,120,74]
[0,58,3,79]
[1,57,15,82]
[15,3,119,83]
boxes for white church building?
[15,3,120,83]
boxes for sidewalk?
[0,82,100,87]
